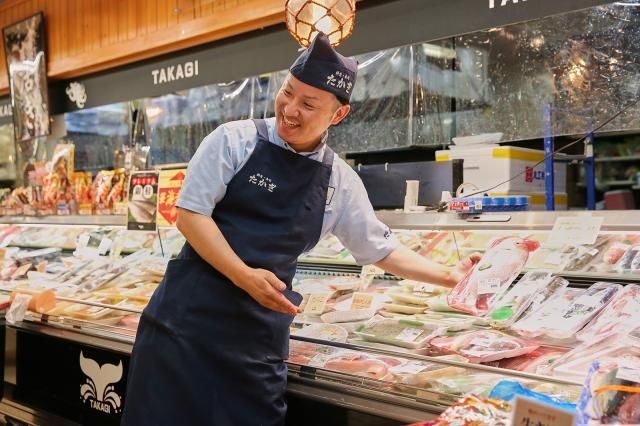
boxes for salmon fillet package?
[447,237,540,316]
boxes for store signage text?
[151,60,199,85]
[79,351,123,415]
[525,166,544,182]
[489,0,527,8]
[0,104,11,118]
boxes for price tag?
[544,251,565,266]
[478,278,502,294]
[361,264,385,277]
[396,327,425,342]
[617,367,640,384]
[414,283,435,293]
[350,292,374,310]
[549,216,603,246]
[308,353,330,368]
[98,238,113,256]
[303,293,330,315]
[512,396,575,426]
[392,361,432,375]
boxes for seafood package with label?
[563,236,610,272]
[322,351,403,381]
[487,270,553,328]
[354,318,446,349]
[617,244,640,273]
[447,237,540,315]
[513,282,619,340]
[491,346,568,375]
[389,355,468,387]
[577,284,640,342]
[576,361,640,426]
[429,330,539,363]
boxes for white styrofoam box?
[436,146,566,194]
[489,191,568,211]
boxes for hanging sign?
[127,171,159,231]
[157,169,186,227]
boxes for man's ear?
[331,104,351,125]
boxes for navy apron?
[121,119,333,426]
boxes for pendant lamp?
[285,0,356,47]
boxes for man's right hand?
[232,267,300,315]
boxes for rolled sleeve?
[332,174,399,265]
[176,126,238,217]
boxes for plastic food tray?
[355,318,446,349]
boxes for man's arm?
[374,245,479,288]
[176,208,300,315]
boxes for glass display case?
[0,210,638,425]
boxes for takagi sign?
[151,60,199,85]
[490,0,527,8]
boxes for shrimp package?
[447,237,540,316]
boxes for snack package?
[92,170,114,214]
[354,318,446,349]
[412,395,512,426]
[576,361,640,425]
[577,284,640,342]
[74,172,93,215]
[487,270,553,329]
[447,237,540,315]
[429,330,539,363]
[513,282,620,340]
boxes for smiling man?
[122,33,478,426]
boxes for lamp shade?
[285,0,356,47]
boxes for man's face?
[274,74,350,152]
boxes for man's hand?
[232,267,300,315]
[449,253,482,285]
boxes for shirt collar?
[269,119,328,159]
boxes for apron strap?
[251,119,269,142]
[321,145,334,167]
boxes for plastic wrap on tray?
[447,237,540,316]
[322,351,403,381]
[292,323,349,343]
[487,270,553,329]
[411,395,512,426]
[354,318,446,349]
[389,355,468,387]
[492,346,568,375]
[563,236,610,272]
[577,284,640,342]
[513,282,620,340]
[617,244,640,273]
[512,288,582,338]
[577,361,640,426]
[429,330,539,363]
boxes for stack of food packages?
[0,227,187,334]
[291,231,640,410]
[0,143,131,216]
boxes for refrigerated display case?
[0,210,638,425]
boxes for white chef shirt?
[176,117,398,265]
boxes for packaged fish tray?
[354,318,447,349]
[429,330,540,363]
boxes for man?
[122,33,476,425]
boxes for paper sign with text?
[549,216,603,246]
[512,396,575,426]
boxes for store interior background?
[0,0,640,209]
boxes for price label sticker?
[98,238,113,256]
[617,367,640,384]
[308,353,330,368]
[478,278,502,294]
[414,283,435,294]
[361,264,384,277]
[512,396,575,426]
[396,327,425,343]
[392,361,432,375]
[350,292,374,310]
[303,293,330,315]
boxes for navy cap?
[289,33,357,104]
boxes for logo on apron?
[79,351,124,414]
[248,173,277,192]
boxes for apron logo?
[249,173,277,192]
[79,351,123,414]
[384,228,392,239]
